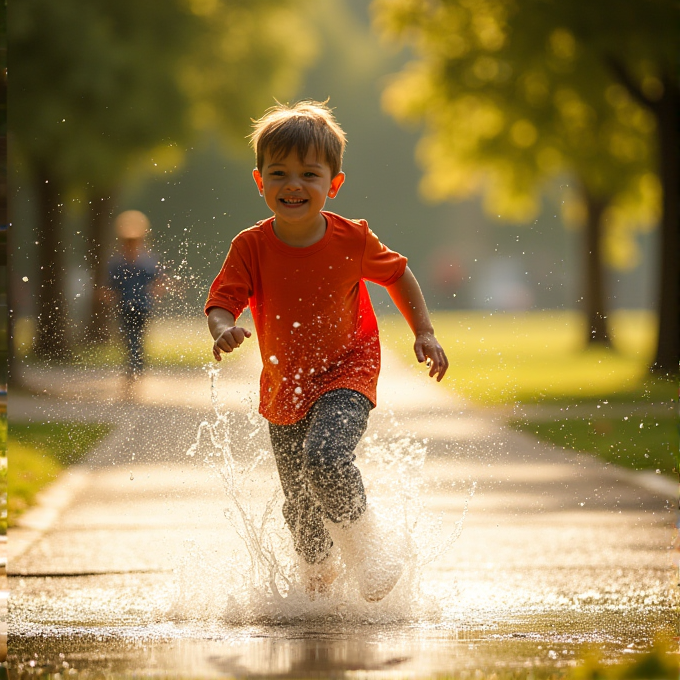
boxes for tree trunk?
[650,81,679,376]
[606,59,679,375]
[84,191,115,344]
[34,173,70,360]
[582,189,611,347]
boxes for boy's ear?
[328,172,345,199]
[252,168,264,196]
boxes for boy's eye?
[270,171,285,177]
[304,172,318,178]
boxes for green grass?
[380,309,677,474]
[14,316,217,369]
[13,311,677,479]
[510,415,678,477]
[8,422,113,526]
[380,309,673,405]
[0,412,5,536]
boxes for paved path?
[8,350,677,677]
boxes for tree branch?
[604,55,657,113]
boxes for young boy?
[206,101,448,602]
[107,210,161,395]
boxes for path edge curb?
[8,466,91,567]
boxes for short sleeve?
[361,225,408,286]
[204,239,253,319]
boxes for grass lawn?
[14,316,216,369]
[510,415,678,476]
[0,413,5,534]
[380,309,677,476]
[8,422,113,527]
[380,309,670,405]
[13,311,677,477]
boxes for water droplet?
[22,276,28,282]
[129,472,134,481]
[269,355,279,365]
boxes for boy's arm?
[207,307,252,362]
[386,267,449,381]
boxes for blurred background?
[7,0,678,393]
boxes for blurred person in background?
[106,210,162,395]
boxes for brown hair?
[249,100,346,178]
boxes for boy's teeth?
[282,198,305,204]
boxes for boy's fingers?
[435,351,449,381]
[214,326,251,359]
[415,343,426,363]
[425,347,448,381]
[231,327,252,345]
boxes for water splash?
[173,367,475,625]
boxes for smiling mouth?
[280,197,307,205]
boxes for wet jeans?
[269,389,371,565]
[119,307,150,377]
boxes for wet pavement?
[7,348,678,677]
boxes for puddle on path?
[8,368,678,677]
[8,582,676,678]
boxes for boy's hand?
[414,332,449,381]
[213,326,252,361]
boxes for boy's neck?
[272,213,327,248]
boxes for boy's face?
[253,147,345,234]
[122,237,143,259]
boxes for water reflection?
[9,611,675,677]
[8,358,677,677]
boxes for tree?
[374,0,678,370]
[10,0,315,357]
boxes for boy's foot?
[328,506,405,602]
[299,550,341,600]
[121,373,140,401]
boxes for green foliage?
[374,0,677,268]
[11,0,195,186]
[10,0,317,188]
[179,0,317,146]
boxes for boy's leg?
[129,309,149,377]
[303,389,404,602]
[269,416,333,565]
[120,308,146,378]
[303,389,370,526]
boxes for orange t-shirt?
[205,211,407,425]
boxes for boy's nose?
[284,175,302,190]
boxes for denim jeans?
[119,307,150,377]
[269,389,371,564]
